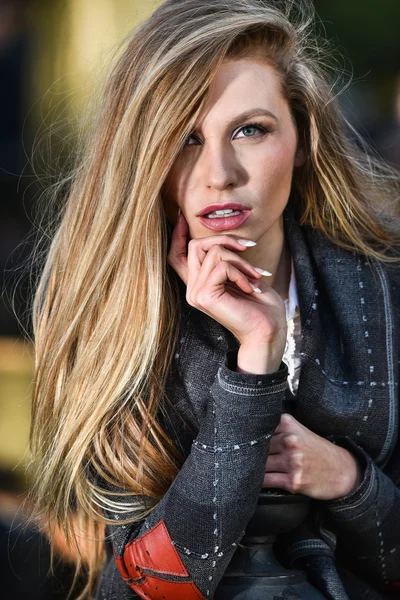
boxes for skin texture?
[163,58,304,297]
[264,413,362,499]
[165,58,361,500]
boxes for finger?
[268,432,285,454]
[274,413,300,434]
[262,472,294,491]
[190,260,257,303]
[168,212,190,283]
[190,245,265,291]
[186,235,255,284]
[265,454,290,473]
[269,432,300,454]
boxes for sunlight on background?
[0,338,32,471]
[0,0,161,486]
[1,1,399,593]
[33,0,162,123]
[1,5,163,586]
[2,0,400,491]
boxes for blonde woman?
[29,0,400,599]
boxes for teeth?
[205,209,242,219]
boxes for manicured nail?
[254,267,272,276]
[250,283,262,293]
[238,239,257,247]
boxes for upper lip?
[197,203,250,216]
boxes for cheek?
[163,156,192,204]
[256,140,297,190]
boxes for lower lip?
[198,210,251,231]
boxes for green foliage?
[314,0,400,75]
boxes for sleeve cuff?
[220,349,289,389]
[199,350,288,447]
[325,437,378,520]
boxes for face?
[162,58,305,245]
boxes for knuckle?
[289,471,302,493]
[187,239,197,252]
[291,452,303,469]
[215,260,228,274]
[208,244,221,258]
[196,290,209,306]
[188,286,211,309]
[185,291,194,306]
[283,434,299,450]
[281,413,295,427]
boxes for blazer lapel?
[284,208,398,467]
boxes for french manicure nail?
[254,267,272,276]
[250,283,262,293]
[238,239,257,247]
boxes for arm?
[102,351,288,599]
[327,259,400,589]
[325,438,400,590]
[100,213,289,599]
[262,258,400,590]
[262,416,400,588]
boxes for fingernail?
[177,208,182,216]
[238,239,257,247]
[254,267,272,276]
[250,283,262,293]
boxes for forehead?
[196,58,287,128]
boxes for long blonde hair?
[28,0,400,597]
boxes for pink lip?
[197,203,249,217]
[198,209,251,232]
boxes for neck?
[242,216,291,302]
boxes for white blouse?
[283,258,302,396]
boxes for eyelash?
[184,123,269,146]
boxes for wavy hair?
[28,0,400,597]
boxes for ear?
[294,145,306,167]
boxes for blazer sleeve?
[97,350,288,600]
[325,262,400,592]
[324,438,400,593]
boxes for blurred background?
[0,0,399,597]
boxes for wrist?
[237,343,284,375]
[336,447,363,498]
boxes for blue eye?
[183,123,268,147]
[234,123,267,139]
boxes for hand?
[167,212,287,370]
[263,414,363,500]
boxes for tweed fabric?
[96,201,400,599]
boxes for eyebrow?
[228,108,278,129]
[196,108,278,133]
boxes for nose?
[200,141,240,191]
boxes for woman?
[28,1,400,599]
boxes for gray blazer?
[96,200,400,600]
